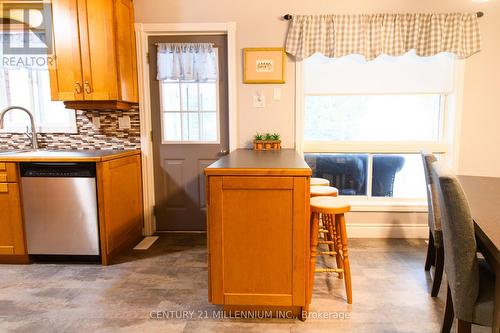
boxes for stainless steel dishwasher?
[20,162,100,256]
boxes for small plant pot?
[273,141,281,150]
[253,140,263,150]
[264,141,272,149]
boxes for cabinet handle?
[0,184,8,193]
[84,81,92,94]
[74,81,82,94]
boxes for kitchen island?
[0,149,143,265]
[205,149,312,318]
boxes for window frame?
[295,56,466,212]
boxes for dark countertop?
[205,149,311,176]
[0,149,141,162]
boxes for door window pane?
[305,154,368,196]
[304,94,442,142]
[181,113,200,141]
[163,113,181,141]
[199,82,217,111]
[161,82,180,111]
[181,82,199,111]
[201,112,217,141]
[160,80,219,143]
[372,154,426,198]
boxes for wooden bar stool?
[310,186,339,256]
[310,186,338,197]
[309,196,352,304]
[310,177,330,186]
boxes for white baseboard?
[346,223,428,238]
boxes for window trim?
[295,56,466,211]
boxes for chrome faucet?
[0,106,39,149]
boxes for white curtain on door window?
[156,43,217,81]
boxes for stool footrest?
[318,240,335,245]
[319,251,337,255]
[315,268,344,273]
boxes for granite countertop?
[0,149,141,162]
[205,149,311,176]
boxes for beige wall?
[135,0,500,177]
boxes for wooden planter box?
[253,140,281,150]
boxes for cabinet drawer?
[0,163,18,183]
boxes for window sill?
[342,198,428,213]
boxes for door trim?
[135,22,238,235]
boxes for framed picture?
[243,48,286,84]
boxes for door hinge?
[146,52,150,64]
[152,205,156,216]
[149,130,153,142]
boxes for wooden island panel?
[206,149,311,316]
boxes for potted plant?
[271,133,281,149]
[264,133,272,149]
[253,133,264,150]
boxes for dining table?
[458,175,500,332]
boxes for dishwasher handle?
[20,162,96,178]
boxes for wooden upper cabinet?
[49,0,84,101]
[50,0,139,110]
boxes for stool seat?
[310,186,338,197]
[311,177,330,186]
[310,196,351,215]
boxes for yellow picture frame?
[243,48,286,84]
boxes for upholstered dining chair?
[421,152,444,297]
[431,162,495,333]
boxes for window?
[300,51,461,203]
[0,68,76,133]
[160,78,219,143]
[0,29,76,133]
[158,46,220,144]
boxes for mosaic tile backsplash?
[0,109,141,150]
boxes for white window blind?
[304,51,456,95]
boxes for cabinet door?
[0,183,26,255]
[50,0,84,101]
[208,176,309,306]
[97,155,143,265]
[78,0,119,101]
[114,0,138,103]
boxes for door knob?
[219,149,229,156]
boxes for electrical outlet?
[118,116,131,129]
[92,116,100,128]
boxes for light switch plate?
[92,116,100,128]
[253,94,266,108]
[118,116,131,129]
[273,87,281,101]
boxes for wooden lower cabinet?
[206,175,310,316]
[0,162,28,264]
[97,155,144,265]
[0,153,143,265]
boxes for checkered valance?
[285,13,481,60]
